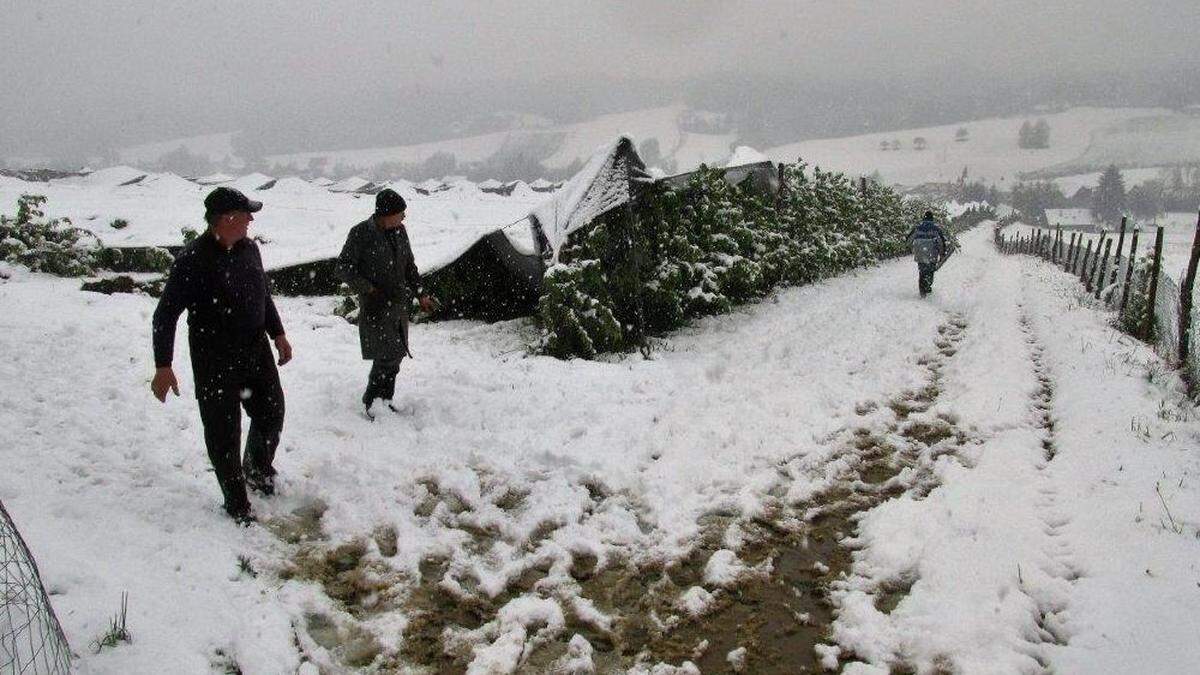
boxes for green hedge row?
[1,194,172,278]
[537,162,947,359]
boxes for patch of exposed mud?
[276,315,975,673]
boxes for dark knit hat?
[923,210,934,220]
[375,188,407,216]
[204,187,261,218]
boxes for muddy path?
[266,314,975,673]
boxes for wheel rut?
[260,313,981,673]
[1015,308,1081,668]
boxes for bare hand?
[419,295,436,313]
[273,334,293,366]
[151,367,180,402]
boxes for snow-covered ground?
[3,225,1199,673]
[1014,213,1200,280]
[0,174,543,271]
[766,107,1180,186]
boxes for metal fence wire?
[1,501,72,674]
[996,221,1200,387]
[1155,270,1182,356]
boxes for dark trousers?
[363,358,402,405]
[918,262,937,296]
[195,349,285,516]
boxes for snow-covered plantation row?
[0,172,546,273]
[539,161,946,359]
[2,226,1198,673]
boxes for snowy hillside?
[112,106,1200,191]
[118,132,238,166]
[118,106,736,178]
[766,107,1182,187]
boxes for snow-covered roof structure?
[529,137,649,260]
[192,172,234,186]
[328,176,378,193]
[415,179,448,195]
[1045,208,1095,227]
[132,173,203,194]
[266,176,329,196]
[67,166,148,187]
[479,179,519,196]
[527,178,558,193]
[229,173,276,192]
[724,146,769,167]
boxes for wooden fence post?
[1178,211,1200,367]
[1055,228,1063,263]
[1142,226,1165,341]
[1094,238,1113,300]
[1087,231,1107,292]
[1067,232,1078,269]
[1072,235,1084,274]
[1120,227,1141,316]
[1080,240,1094,282]
[1111,216,1128,289]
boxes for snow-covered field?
[3,222,1199,672]
[1014,213,1200,281]
[0,173,543,271]
[264,105,736,177]
[765,107,1185,187]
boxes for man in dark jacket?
[337,189,433,419]
[151,187,293,524]
[906,210,951,297]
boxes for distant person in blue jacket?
[907,210,951,297]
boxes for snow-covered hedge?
[1,194,172,279]
[538,162,944,359]
[1,194,105,276]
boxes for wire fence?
[994,215,1200,390]
[1,500,72,674]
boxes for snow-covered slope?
[118,131,238,166]
[263,105,735,176]
[766,107,1177,186]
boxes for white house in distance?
[1044,208,1095,229]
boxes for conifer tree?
[1092,165,1127,226]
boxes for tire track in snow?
[626,312,975,673]
[1015,308,1081,662]
[271,312,978,674]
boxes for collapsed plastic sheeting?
[529,136,649,261]
[421,136,780,320]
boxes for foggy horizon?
[4,1,1200,164]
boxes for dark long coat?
[336,217,421,360]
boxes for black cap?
[923,210,934,220]
[204,187,262,218]
[375,188,407,216]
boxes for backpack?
[912,233,942,264]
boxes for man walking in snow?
[337,188,434,420]
[151,187,292,525]
[907,210,951,297]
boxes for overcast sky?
[4,0,1199,159]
